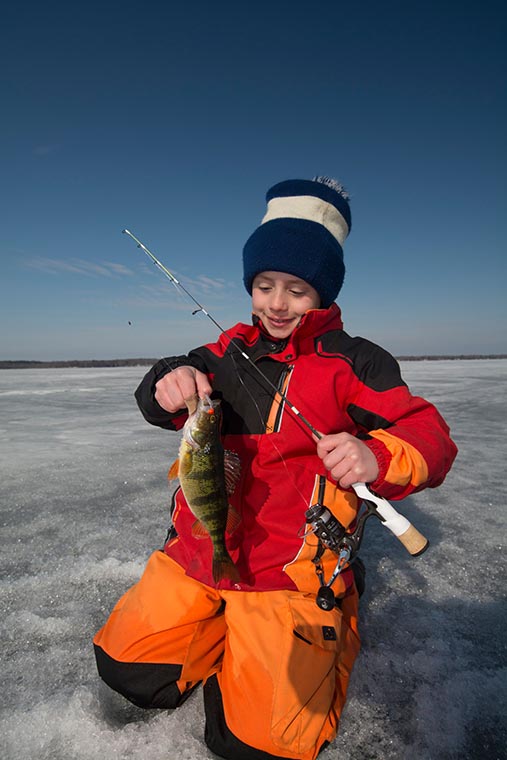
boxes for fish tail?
[212,554,241,584]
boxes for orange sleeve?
[368,428,429,488]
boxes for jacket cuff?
[365,437,392,491]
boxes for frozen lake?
[1,360,506,759]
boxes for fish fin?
[226,504,242,534]
[191,520,209,539]
[212,557,241,584]
[223,450,241,496]
[168,459,179,480]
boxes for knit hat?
[242,176,351,308]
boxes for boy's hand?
[316,432,379,489]
[154,366,212,414]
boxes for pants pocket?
[271,594,349,755]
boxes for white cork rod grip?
[352,483,429,556]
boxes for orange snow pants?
[93,551,360,760]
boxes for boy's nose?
[270,289,288,311]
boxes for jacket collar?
[292,303,344,337]
[250,303,343,358]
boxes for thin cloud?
[120,294,196,311]
[33,145,59,156]
[104,262,134,276]
[132,277,239,310]
[24,258,135,278]
[196,275,227,291]
[139,268,234,296]
[177,273,229,294]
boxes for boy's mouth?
[266,316,293,327]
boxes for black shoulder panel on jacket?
[315,330,406,392]
[191,340,289,435]
[346,403,393,432]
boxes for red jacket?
[135,305,457,593]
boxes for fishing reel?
[305,502,347,553]
[305,501,351,611]
[305,478,375,611]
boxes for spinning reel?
[305,477,377,611]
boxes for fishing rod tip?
[122,229,130,234]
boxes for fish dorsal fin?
[226,504,242,535]
[223,450,241,496]
[168,459,179,480]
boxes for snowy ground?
[1,360,505,760]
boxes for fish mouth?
[184,394,219,449]
[189,393,214,419]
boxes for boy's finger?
[312,429,324,443]
[195,370,213,399]
[316,432,347,456]
[173,367,199,400]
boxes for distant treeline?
[397,354,507,361]
[1,355,506,369]
[0,359,158,369]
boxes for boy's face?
[251,271,321,339]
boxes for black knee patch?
[94,644,186,709]
[351,556,366,597]
[203,674,286,760]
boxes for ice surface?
[1,361,506,759]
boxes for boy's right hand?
[154,366,212,414]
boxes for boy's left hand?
[316,432,379,489]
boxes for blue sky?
[1,0,506,360]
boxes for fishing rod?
[123,229,429,558]
[123,229,321,438]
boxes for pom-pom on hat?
[242,176,351,308]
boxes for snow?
[1,361,506,759]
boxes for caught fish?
[169,395,241,584]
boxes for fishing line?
[123,229,321,441]
[125,227,316,530]
[125,229,346,560]
[228,351,310,511]
[122,229,430,557]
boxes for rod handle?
[352,482,429,556]
[393,522,429,556]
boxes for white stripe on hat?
[261,195,349,246]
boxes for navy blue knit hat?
[242,176,351,308]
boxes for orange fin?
[168,459,180,480]
[223,450,241,496]
[191,520,209,539]
[226,504,242,534]
[212,557,241,584]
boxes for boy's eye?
[290,290,305,296]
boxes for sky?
[1,0,506,360]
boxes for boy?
[94,177,457,760]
